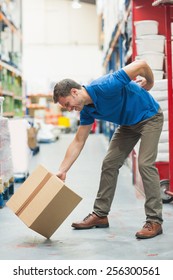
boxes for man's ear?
[71,88,78,97]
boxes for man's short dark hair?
[53,79,82,103]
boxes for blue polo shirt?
[80,69,159,126]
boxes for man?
[53,60,164,239]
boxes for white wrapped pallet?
[0,97,14,192]
[0,124,14,187]
[153,70,164,80]
[8,118,31,181]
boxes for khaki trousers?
[94,109,164,224]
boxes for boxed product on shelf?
[158,142,169,152]
[149,89,167,101]
[134,20,166,78]
[162,120,168,131]
[136,51,164,70]
[151,79,168,91]
[163,110,168,121]
[153,70,164,80]
[159,130,168,143]
[135,35,165,54]
[156,152,169,162]
[149,80,168,107]
[148,77,169,176]
[6,165,82,238]
[159,99,168,111]
[134,20,159,37]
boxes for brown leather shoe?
[71,213,109,229]
[135,221,163,239]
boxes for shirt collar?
[83,85,97,106]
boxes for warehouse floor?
[1,133,173,260]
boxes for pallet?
[0,182,14,208]
[14,172,29,183]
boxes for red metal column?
[165,5,173,194]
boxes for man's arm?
[123,60,154,91]
[57,124,92,181]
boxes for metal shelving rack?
[0,1,24,117]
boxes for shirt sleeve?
[80,108,95,125]
[113,69,131,85]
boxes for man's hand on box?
[56,170,66,182]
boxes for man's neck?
[82,87,93,105]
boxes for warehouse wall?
[22,0,103,93]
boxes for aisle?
[0,133,173,260]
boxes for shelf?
[0,60,22,76]
[27,93,53,98]
[103,0,132,68]
[3,112,14,117]
[14,96,22,101]
[26,105,47,109]
[27,94,53,110]
[0,11,22,39]
[0,0,23,119]
[0,4,24,118]
[0,90,14,97]
[152,0,173,6]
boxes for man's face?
[58,89,84,112]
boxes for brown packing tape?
[15,172,52,217]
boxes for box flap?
[6,165,52,212]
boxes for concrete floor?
[0,133,173,260]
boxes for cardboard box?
[6,165,82,238]
[27,126,39,149]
